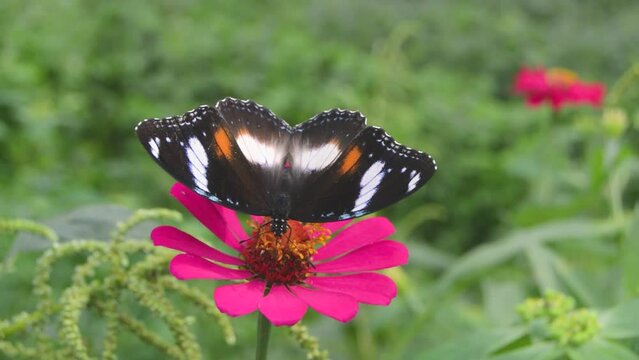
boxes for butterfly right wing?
[289,108,368,175]
[135,105,272,215]
[288,126,437,222]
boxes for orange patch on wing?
[213,128,233,160]
[339,146,361,175]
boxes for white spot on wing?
[186,137,209,191]
[149,138,160,158]
[236,133,284,167]
[352,161,385,212]
[408,173,420,192]
[297,142,341,172]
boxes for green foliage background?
[2,0,639,359]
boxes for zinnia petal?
[314,217,395,261]
[292,287,358,322]
[307,273,397,305]
[151,226,243,265]
[313,240,408,273]
[170,183,246,251]
[250,215,264,224]
[258,285,307,326]
[526,93,545,107]
[514,67,548,94]
[323,219,351,233]
[169,254,251,280]
[214,281,265,317]
[567,82,605,107]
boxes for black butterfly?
[135,98,437,236]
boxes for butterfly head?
[270,192,292,237]
[270,217,288,237]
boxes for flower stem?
[255,312,272,360]
[256,283,273,360]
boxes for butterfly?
[135,97,437,236]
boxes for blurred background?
[2,0,639,359]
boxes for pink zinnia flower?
[514,67,605,110]
[151,183,407,326]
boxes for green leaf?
[394,203,446,239]
[488,342,563,360]
[435,218,623,294]
[568,338,639,360]
[525,244,562,292]
[405,241,455,270]
[481,280,526,326]
[552,256,605,307]
[621,206,639,298]
[418,327,527,360]
[600,299,639,339]
[607,158,639,220]
[7,204,160,259]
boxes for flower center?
[240,218,331,285]
[547,68,579,88]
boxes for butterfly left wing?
[215,97,293,170]
[135,105,273,215]
[288,126,437,222]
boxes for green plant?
[0,210,327,359]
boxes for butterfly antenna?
[286,223,292,242]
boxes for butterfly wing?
[288,125,437,222]
[136,100,436,223]
[289,109,368,175]
[215,97,293,169]
[135,105,274,215]
[214,98,297,200]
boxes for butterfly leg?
[239,220,273,244]
[280,221,293,247]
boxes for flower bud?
[602,107,628,137]
[549,309,600,346]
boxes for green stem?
[256,283,273,360]
[607,62,639,106]
[256,312,272,360]
[550,107,561,125]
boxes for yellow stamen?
[547,68,580,87]
[240,218,332,284]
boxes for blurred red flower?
[514,67,605,111]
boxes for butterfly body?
[136,98,437,237]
